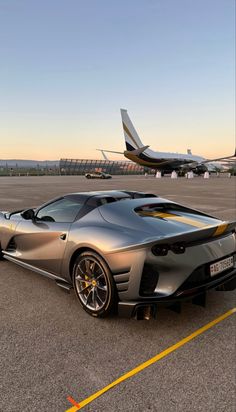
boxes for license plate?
[210,256,234,277]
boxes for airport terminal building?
[59,158,154,175]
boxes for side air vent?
[6,238,17,252]
[113,272,130,293]
[139,263,159,296]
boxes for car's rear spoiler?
[152,221,236,248]
[110,221,236,253]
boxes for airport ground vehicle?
[85,171,112,179]
[0,191,235,319]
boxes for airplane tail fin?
[120,109,145,151]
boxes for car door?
[14,197,83,275]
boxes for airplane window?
[36,198,83,223]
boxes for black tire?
[72,251,117,318]
[86,175,91,179]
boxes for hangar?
[59,158,154,175]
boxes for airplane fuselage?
[124,148,208,174]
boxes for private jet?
[98,110,235,175]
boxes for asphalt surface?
[0,175,235,412]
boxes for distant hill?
[0,159,59,167]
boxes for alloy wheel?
[74,256,108,312]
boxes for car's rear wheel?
[72,251,117,317]
[86,175,91,179]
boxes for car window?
[36,198,83,223]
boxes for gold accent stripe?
[123,122,140,149]
[125,152,175,167]
[213,223,228,237]
[139,211,208,228]
[65,308,236,411]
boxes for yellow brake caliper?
[84,274,90,288]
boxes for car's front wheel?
[72,251,117,317]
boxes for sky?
[0,0,235,160]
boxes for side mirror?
[21,209,35,220]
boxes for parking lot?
[0,175,235,412]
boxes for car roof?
[63,191,157,211]
[65,190,157,202]
[65,190,130,200]
[30,191,158,221]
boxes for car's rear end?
[99,198,236,318]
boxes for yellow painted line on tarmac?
[66,308,236,411]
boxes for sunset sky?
[0,0,235,160]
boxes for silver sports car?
[85,172,112,179]
[0,190,235,319]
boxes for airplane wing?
[96,149,124,155]
[187,150,236,166]
[97,146,150,156]
[199,152,236,164]
[96,150,110,161]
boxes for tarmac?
[0,175,235,412]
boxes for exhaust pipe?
[135,305,157,320]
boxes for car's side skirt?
[3,253,71,286]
